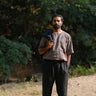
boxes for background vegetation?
[0,36,31,81]
[0,0,96,80]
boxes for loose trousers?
[42,60,68,96]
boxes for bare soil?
[0,74,96,96]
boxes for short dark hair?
[52,14,64,22]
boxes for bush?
[69,65,96,77]
[0,36,32,81]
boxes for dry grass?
[0,82,57,96]
[0,83,42,96]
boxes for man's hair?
[51,14,64,22]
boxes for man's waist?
[44,59,67,63]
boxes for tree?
[0,0,96,68]
[0,36,31,81]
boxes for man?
[38,14,74,96]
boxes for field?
[0,74,96,96]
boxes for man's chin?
[53,26,61,30]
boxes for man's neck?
[53,28,62,34]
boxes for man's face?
[52,16,63,30]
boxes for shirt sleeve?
[66,35,74,55]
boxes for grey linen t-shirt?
[38,30,74,61]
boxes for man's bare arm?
[67,54,71,67]
[38,41,54,55]
[38,46,50,55]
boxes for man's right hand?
[38,41,54,55]
[47,41,54,49]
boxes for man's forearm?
[38,41,54,55]
[67,54,71,67]
[38,46,50,55]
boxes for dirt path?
[67,74,96,96]
[0,74,96,96]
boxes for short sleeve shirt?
[38,30,74,61]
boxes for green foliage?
[0,0,96,68]
[0,36,32,80]
[69,65,96,77]
[16,35,41,58]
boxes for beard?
[53,24,61,30]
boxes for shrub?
[0,36,32,81]
[69,65,96,77]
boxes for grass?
[0,82,42,96]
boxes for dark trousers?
[42,60,68,96]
